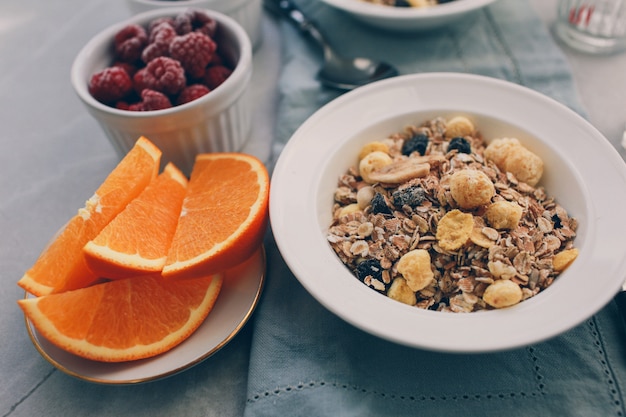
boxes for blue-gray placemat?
[245,1,626,415]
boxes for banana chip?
[436,209,473,251]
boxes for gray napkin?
[246,0,626,416]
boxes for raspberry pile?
[88,9,234,111]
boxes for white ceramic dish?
[270,72,626,353]
[320,0,500,32]
[71,8,253,177]
[24,247,265,384]
[126,0,263,49]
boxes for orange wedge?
[83,163,188,279]
[18,274,222,362]
[162,153,270,280]
[17,137,161,296]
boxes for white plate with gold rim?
[24,247,265,384]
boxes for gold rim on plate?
[23,246,266,385]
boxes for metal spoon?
[264,0,399,90]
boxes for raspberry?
[128,102,144,111]
[204,65,232,89]
[142,22,176,63]
[114,24,148,63]
[89,66,133,104]
[170,32,216,79]
[148,21,176,44]
[133,57,186,96]
[177,84,210,105]
[208,52,224,66]
[174,9,217,37]
[132,68,152,94]
[115,100,143,111]
[148,17,175,35]
[141,89,172,111]
[112,61,138,77]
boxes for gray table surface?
[1,1,624,416]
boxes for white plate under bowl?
[320,0,499,32]
[24,247,265,384]
[270,72,626,353]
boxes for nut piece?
[387,277,417,306]
[359,151,393,184]
[488,260,517,280]
[553,248,579,272]
[449,169,495,209]
[366,159,431,184]
[483,279,523,308]
[484,138,544,186]
[358,141,389,161]
[397,249,434,292]
[356,186,376,209]
[445,116,475,139]
[436,209,474,251]
[485,201,523,230]
[338,203,361,218]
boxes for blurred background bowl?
[320,0,500,31]
[71,7,253,176]
[126,0,263,49]
[269,72,626,353]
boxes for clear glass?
[554,0,626,54]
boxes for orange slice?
[17,137,161,296]
[162,153,270,280]
[83,163,188,279]
[18,274,222,362]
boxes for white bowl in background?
[127,0,263,49]
[71,7,253,176]
[320,0,500,31]
[270,72,626,353]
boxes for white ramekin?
[71,7,253,176]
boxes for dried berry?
[401,133,429,156]
[392,185,425,208]
[370,193,392,215]
[170,32,216,79]
[114,24,148,63]
[177,84,210,105]
[551,214,563,228]
[204,65,233,89]
[174,9,217,37]
[89,66,133,104]
[447,137,471,154]
[355,259,383,282]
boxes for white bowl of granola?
[270,72,626,353]
[320,0,500,32]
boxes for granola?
[327,116,578,312]
[359,0,453,8]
